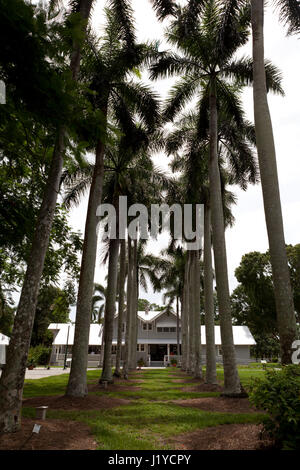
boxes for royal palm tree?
[166,103,257,381]
[114,238,127,377]
[150,0,282,395]
[65,6,161,396]
[250,0,299,363]
[163,0,300,364]
[0,0,95,433]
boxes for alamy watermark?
[96,196,204,250]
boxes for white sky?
[67,1,300,307]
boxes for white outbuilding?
[0,333,10,366]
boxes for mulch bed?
[88,383,142,393]
[182,383,224,393]
[0,418,98,450]
[165,423,272,450]
[23,394,131,411]
[174,396,262,414]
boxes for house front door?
[149,344,167,361]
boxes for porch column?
[167,344,170,358]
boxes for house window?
[148,323,152,330]
[157,327,177,333]
[137,344,145,352]
[111,345,117,354]
[142,322,147,330]
[217,346,222,356]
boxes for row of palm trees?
[0,0,299,433]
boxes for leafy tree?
[138,299,151,311]
[0,0,94,434]
[31,283,75,347]
[231,245,300,360]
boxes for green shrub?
[28,345,51,366]
[249,365,300,450]
[137,358,146,368]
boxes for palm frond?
[274,0,300,34]
[215,80,245,127]
[150,0,177,20]
[217,0,251,61]
[115,81,161,132]
[149,52,198,80]
[223,56,284,96]
[107,0,136,47]
[163,74,200,122]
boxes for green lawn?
[22,366,266,450]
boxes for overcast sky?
[68,0,300,307]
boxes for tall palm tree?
[250,0,299,363]
[0,0,95,433]
[114,239,127,377]
[166,105,256,382]
[66,7,161,396]
[150,0,281,395]
[170,0,299,364]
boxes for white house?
[48,309,256,366]
[0,333,10,367]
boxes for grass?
[21,366,266,450]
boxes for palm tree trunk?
[129,239,138,370]
[66,138,106,396]
[209,81,241,395]
[184,252,191,372]
[123,236,133,378]
[204,205,217,384]
[193,250,202,379]
[100,319,105,367]
[176,296,180,361]
[100,236,120,383]
[114,239,126,377]
[187,251,195,374]
[181,256,189,370]
[0,0,94,432]
[251,0,296,364]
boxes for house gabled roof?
[137,310,178,323]
[48,323,103,346]
[48,323,255,346]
